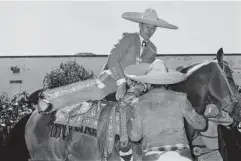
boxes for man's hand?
[182,97,207,130]
[204,104,219,118]
[116,83,127,100]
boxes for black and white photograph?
[0,1,241,161]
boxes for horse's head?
[207,48,241,124]
[28,89,44,105]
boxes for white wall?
[1,54,241,96]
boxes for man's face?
[139,23,156,41]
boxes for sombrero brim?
[122,12,178,30]
[124,63,186,84]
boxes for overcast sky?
[0,1,240,55]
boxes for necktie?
[141,40,147,48]
[138,40,147,64]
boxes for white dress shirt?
[137,33,149,64]
[139,33,149,57]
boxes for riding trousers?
[41,71,119,112]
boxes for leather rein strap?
[215,61,239,111]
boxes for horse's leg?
[25,110,57,160]
[65,132,100,161]
[49,137,69,160]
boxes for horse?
[24,48,241,161]
[171,48,241,159]
[24,93,127,161]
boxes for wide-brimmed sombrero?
[122,8,178,29]
[124,59,186,84]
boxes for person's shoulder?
[114,32,137,44]
[138,89,156,101]
[134,96,152,115]
[168,90,187,100]
[137,90,161,108]
[120,32,138,39]
[135,91,156,105]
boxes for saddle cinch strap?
[101,83,147,160]
[103,102,129,160]
[106,104,116,156]
[119,103,129,148]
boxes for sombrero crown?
[124,59,186,84]
[122,8,178,29]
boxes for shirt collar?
[139,33,149,44]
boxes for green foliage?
[0,92,34,147]
[43,59,96,89]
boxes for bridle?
[200,61,241,123]
[215,61,240,114]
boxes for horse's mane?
[178,62,203,74]
[178,60,216,78]
[178,59,231,79]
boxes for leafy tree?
[43,59,96,89]
[0,92,33,148]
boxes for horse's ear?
[216,48,224,64]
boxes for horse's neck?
[173,63,214,114]
[173,83,207,114]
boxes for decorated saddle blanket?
[49,101,121,138]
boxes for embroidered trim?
[43,72,109,101]
[143,144,190,153]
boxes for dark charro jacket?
[103,32,157,81]
[100,32,157,98]
[127,88,207,151]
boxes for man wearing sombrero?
[105,8,178,101]
[125,59,207,161]
[38,8,178,113]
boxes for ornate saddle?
[48,100,123,139]
[54,101,102,130]
[46,78,147,161]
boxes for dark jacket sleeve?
[107,33,133,81]
[181,94,207,130]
